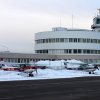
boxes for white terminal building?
[35,10,100,63]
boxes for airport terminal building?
[0,10,100,64]
[34,11,100,63]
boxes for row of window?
[64,49,100,54]
[36,49,48,54]
[35,49,100,54]
[35,38,100,44]
[2,58,100,64]
[3,58,41,63]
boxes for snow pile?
[65,59,84,69]
[36,59,85,69]
[66,59,83,63]
[36,60,65,70]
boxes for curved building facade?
[35,10,100,63]
[35,28,100,55]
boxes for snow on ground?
[0,69,100,81]
[0,59,100,81]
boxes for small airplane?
[0,61,38,77]
[17,64,38,77]
[79,63,99,74]
[0,63,19,71]
[64,62,99,74]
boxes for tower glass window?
[96,18,100,24]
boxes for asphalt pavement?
[0,77,100,100]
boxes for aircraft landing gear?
[29,73,34,77]
[89,72,91,74]
[89,71,95,74]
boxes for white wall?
[35,30,100,51]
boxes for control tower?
[91,9,100,32]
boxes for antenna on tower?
[72,14,74,28]
[60,17,62,27]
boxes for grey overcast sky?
[0,0,100,53]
